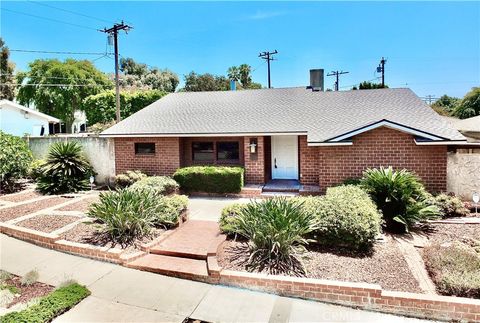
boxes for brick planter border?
[205,255,480,322]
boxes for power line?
[10,49,113,56]
[4,83,111,88]
[327,70,349,91]
[258,50,278,88]
[27,0,114,24]
[1,8,98,31]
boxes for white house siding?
[0,104,50,136]
[28,136,116,185]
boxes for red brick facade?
[243,136,266,184]
[114,137,180,176]
[296,128,447,192]
[113,128,447,192]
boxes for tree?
[83,89,166,125]
[0,38,16,100]
[227,64,260,89]
[453,87,480,119]
[430,95,460,116]
[16,59,112,131]
[118,57,178,92]
[355,81,389,90]
[183,72,229,92]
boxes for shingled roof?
[101,87,465,144]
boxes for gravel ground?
[0,196,75,223]
[218,236,422,293]
[2,274,54,308]
[424,223,480,245]
[60,222,166,255]
[0,191,42,203]
[56,196,99,212]
[16,214,80,233]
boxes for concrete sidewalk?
[0,234,427,322]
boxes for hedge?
[301,185,382,250]
[173,166,244,194]
[1,283,90,323]
[128,176,179,195]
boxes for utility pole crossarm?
[327,70,349,91]
[100,21,133,123]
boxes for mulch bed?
[60,222,166,255]
[16,214,81,233]
[1,274,53,308]
[56,196,99,212]
[424,223,480,245]
[0,191,42,203]
[0,196,74,223]
[217,235,422,293]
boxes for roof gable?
[0,100,60,123]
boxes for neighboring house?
[0,100,60,136]
[442,115,480,142]
[101,70,471,193]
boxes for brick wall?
[244,136,265,184]
[114,137,180,176]
[316,127,447,192]
[299,135,319,185]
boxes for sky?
[1,1,479,98]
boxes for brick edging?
[206,255,480,322]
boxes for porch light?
[249,139,257,154]
[473,192,479,214]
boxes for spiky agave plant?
[361,166,439,233]
[36,141,93,194]
[234,197,318,275]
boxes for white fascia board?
[414,139,480,146]
[100,131,308,138]
[328,120,444,142]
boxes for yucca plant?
[361,167,439,233]
[234,197,317,275]
[36,141,93,194]
[88,189,157,244]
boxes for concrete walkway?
[188,196,251,222]
[0,234,428,322]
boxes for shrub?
[153,194,188,227]
[28,159,46,180]
[361,167,439,233]
[434,193,470,218]
[423,243,480,299]
[20,270,39,286]
[88,189,157,244]
[36,141,93,195]
[1,283,90,323]
[173,166,244,194]
[302,185,382,250]
[114,170,147,188]
[219,203,247,235]
[0,131,33,192]
[128,176,179,195]
[234,197,317,275]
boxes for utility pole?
[377,57,387,87]
[327,70,349,91]
[258,50,278,88]
[100,21,132,123]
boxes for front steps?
[126,220,224,279]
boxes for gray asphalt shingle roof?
[101,87,465,143]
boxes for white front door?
[271,135,299,180]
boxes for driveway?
[188,196,251,222]
[0,234,427,323]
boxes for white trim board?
[327,120,445,142]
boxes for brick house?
[102,71,467,193]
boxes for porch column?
[244,136,265,185]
